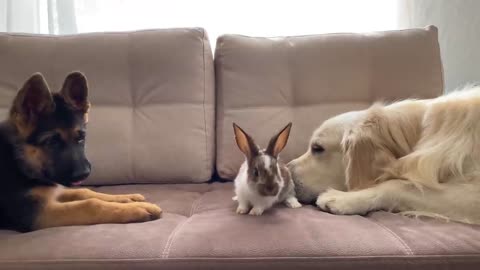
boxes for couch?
[0,26,479,270]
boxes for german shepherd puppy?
[0,72,162,232]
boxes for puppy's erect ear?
[233,123,259,159]
[266,122,292,157]
[60,71,90,113]
[10,73,55,124]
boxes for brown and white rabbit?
[232,122,302,215]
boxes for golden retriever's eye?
[311,144,325,154]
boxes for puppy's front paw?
[127,194,147,202]
[248,207,265,216]
[122,202,162,222]
[114,194,146,203]
[316,189,368,215]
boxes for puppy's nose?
[71,162,91,181]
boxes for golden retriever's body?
[288,86,480,224]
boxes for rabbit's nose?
[265,184,279,195]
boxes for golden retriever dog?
[288,86,480,224]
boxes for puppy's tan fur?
[289,86,480,224]
[31,186,161,230]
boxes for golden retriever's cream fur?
[288,86,480,224]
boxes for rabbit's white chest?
[234,161,279,209]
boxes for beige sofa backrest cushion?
[215,26,444,180]
[0,28,215,185]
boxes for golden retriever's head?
[288,111,365,203]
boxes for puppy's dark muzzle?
[70,162,91,182]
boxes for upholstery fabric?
[0,183,479,270]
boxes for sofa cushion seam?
[160,192,206,259]
[367,217,414,255]
[190,192,206,216]
[127,32,136,183]
[201,28,209,181]
[2,254,480,264]
[161,218,190,259]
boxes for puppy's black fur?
[0,72,90,232]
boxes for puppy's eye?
[42,134,61,146]
[76,131,86,144]
[253,168,259,177]
[311,144,325,154]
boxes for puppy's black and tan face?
[9,72,91,186]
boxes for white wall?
[398,0,480,92]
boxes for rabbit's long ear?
[233,123,259,159]
[266,123,292,157]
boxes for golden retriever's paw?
[316,189,368,215]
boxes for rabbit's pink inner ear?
[267,122,292,157]
[233,123,252,158]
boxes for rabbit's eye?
[253,168,259,177]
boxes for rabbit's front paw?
[248,207,265,216]
[285,196,302,208]
[236,205,250,215]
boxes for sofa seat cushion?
[0,183,479,270]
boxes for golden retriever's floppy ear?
[342,129,378,190]
[266,122,292,157]
[342,107,399,191]
[233,123,259,159]
[10,73,55,124]
[60,71,90,113]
